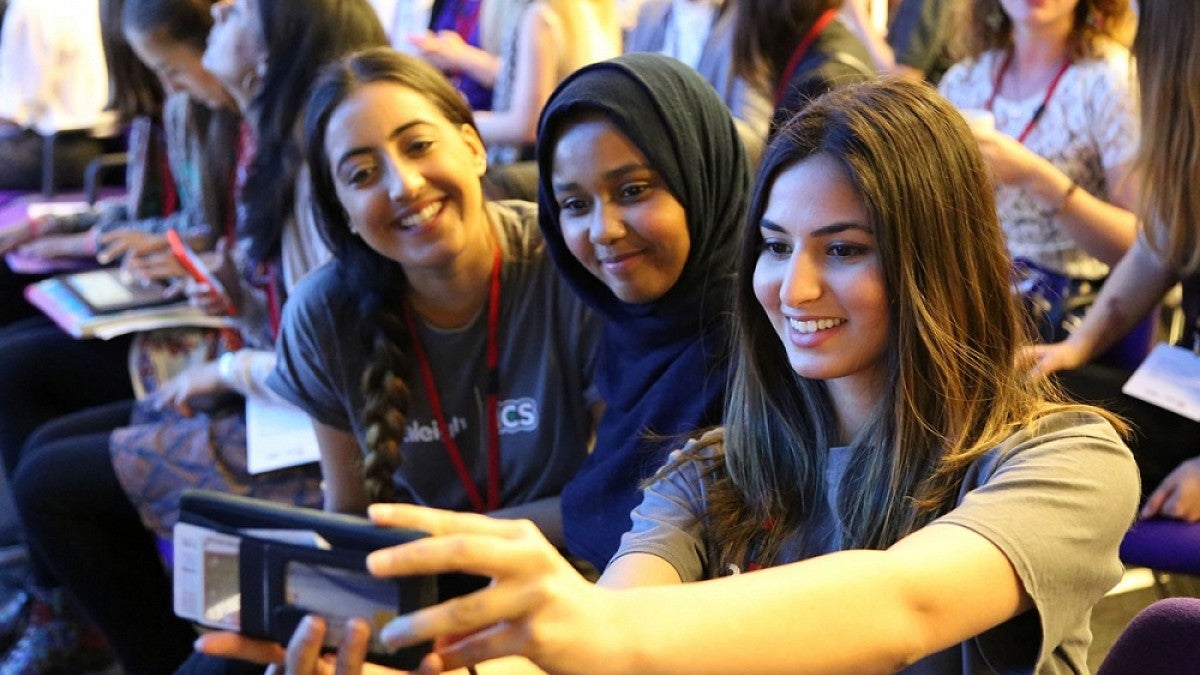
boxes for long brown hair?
[694,79,1113,568]
[956,0,1131,60]
[1135,0,1200,274]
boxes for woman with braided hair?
[267,47,601,542]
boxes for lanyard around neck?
[402,241,503,513]
[985,50,1071,144]
[774,8,840,106]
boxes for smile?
[397,201,443,230]
[788,317,846,334]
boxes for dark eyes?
[556,181,653,214]
[827,243,866,257]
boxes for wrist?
[217,350,240,389]
[1043,179,1080,219]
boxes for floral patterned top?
[939,40,1139,280]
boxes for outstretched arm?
[362,505,1029,675]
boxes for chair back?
[1097,597,1200,675]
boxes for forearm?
[1024,161,1136,266]
[449,45,501,88]
[607,551,927,675]
[1062,236,1177,360]
[488,497,564,548]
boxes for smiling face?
[551,116,690,304]
[753,153,889,404]
[322,80,488,272]
[202,0,267,97]
[126,27,234,110]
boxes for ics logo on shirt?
[498,398,538,434]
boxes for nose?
[387,156,426,203]
[779,251,821,308]
[588,203,625,245]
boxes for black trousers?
[1057,364,1200,497]
[0,316,133,478]
[11,399,198,675]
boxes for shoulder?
[984,409,1129,470]
[1071,40,1135,93]
[489,199,546,262]
[281,261,357,330]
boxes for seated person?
[204,77,1138,675]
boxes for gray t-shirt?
[614,410,1139,674]
[268,201,601,511]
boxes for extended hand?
[1142,457,1200,522]
[366,505,620,675]
[1021,341,1087,380]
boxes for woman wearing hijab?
[535,52,750,572]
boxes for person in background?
[6,1,385,673]
[732,0,875,134]
[844,0,959,83]
[939,0,1143,364]
[0,0,115,190]
[1030,0,1200,522]
[625,0,771,165]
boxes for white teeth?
[788,318,845,334]
[399,202,441,229]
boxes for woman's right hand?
[365,505,625,675]
[1022,341,1088,380]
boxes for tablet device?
[61,268,175,314]
[174,490,437,669]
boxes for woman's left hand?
[195,617,441,675]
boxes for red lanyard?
[774,8,840,106]
[985,50,1071,144]
[402,242,502,513]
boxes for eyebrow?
[334,119,433,170]
[551,162,651,193]
[759,218,873,236]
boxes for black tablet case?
[177,489,436,669]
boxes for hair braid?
[357,287,413,504]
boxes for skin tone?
[843,0,926,80]
[199,153,1032,675]
[968,0,1138,266]
[752,155,889,443]
[126,26,235,110]
[203,0,269,112]
[550,116,690,305]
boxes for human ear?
[460,124,487,177]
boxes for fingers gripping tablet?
[174,490,437,669]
